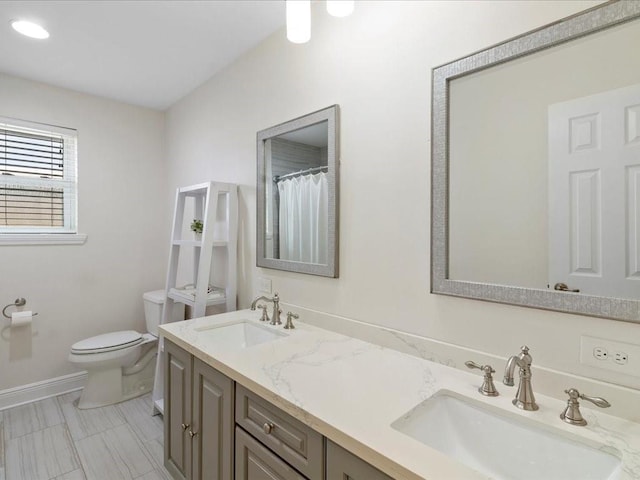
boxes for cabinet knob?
[181,423,190,431]
[263,422,275,435]
[189,429,198,438]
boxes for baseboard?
[0,371,87,411]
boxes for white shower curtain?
[278,172,328,264]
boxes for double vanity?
[159,308,640,480]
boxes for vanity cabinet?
[326,441,393,480]
[164,340,234,480]
[164,340,391,480]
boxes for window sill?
[0,233,88,246]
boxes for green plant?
[190,219,203,234]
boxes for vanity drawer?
[236,427,306,480]
[235,385,324,480]
[326,441,393,480]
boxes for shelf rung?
[172,240,202,247]
[168,287,227,307]
[178,183,209,194]
[171,240,228,247]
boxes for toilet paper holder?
[2,298,39,319]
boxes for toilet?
[68,290,184,409]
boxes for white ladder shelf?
[152,181,238,414]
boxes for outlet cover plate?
[580,335,640,378]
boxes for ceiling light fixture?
[326,0,354,18]
[10,20,50,39]
[286,0,311,44]
[286,0,354,44]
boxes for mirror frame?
[431,1,640,323]
[257,105,339,277]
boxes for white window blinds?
[0,118,77,234]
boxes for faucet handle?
[561,388,610,426]
[257,304,270,322]
[284,312,298,330]
[577,391,611,409]
[465,361,499,397]
[565,388,611,408]
[465,360,490,372]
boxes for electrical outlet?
[258,277,272,294]
[614,351,628,365]
[593,347,608,360]
[580,336,640,377]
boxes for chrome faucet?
[503,345,538,411]
[250,292,281,325]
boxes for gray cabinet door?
[236,427,306,480]
[191,357,234,480]
[164,340,192,480]
[326,441,393,480]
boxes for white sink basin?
[391,391,622,480]
[194,320,286,349]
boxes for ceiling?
[0,1,285,110]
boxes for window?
[0,117,78,235]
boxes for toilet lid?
[71,330,143,354]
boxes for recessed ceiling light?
[11,20,50,40]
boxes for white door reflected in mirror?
[549,84,640,299]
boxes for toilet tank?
[143,290,184,336]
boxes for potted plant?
[190,219,203,240]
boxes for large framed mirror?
[257,105,339,277]
[432,1,640,322]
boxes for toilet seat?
[71,330,142,355]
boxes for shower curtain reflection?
[277,172,328,264]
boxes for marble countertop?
[159,309,640,480]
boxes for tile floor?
[0,391,172,480]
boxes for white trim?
[0,371,87,411]
[0,115,76,137]
[0,233,87,245]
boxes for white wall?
[166,0,640,389]
[0,73,167,391]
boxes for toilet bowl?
[68,290,184,409]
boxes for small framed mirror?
[257,105,339,277]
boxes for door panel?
[627,165,640,278]
[192,357,234,480]
[569,169,601,275]
[164,340,192,480]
